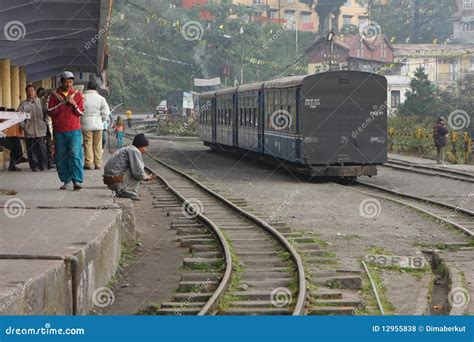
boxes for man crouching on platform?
[103,133,155,200]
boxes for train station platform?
[0,154,135,315]
[388,153,474,174]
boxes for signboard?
[182,92,194,109]
[194,77,221,87]
[365,254,426,269]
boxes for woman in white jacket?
[81,81,110,169]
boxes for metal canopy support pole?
[1,60,11,109]
[19,67,27,102]
[11,66,20,109]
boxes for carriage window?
[280,89,287,108]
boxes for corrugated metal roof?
[0,0,113,81]
[394,44,474,56]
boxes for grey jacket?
[18,98,47,138]
[104,145,147,180]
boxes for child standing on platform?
[114,116,125,148]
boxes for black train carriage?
[198,71,388,179]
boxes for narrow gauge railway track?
[142,153,307,315]
[343,181,474,238]
[384,159,474,183]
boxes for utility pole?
[278,0,281,25]
[327,30,335,71]
[367,0,372,25]
[295,16,298,58]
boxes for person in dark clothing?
[37,87,55,169]
[103,134,155,200]
[0,137,24,171]
[0,108,27,171]
[19,85,48,171]
[433,116,449,165]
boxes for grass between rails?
[217,237,244,311]
[356,263,397,315]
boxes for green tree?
[371,0,457,44]
[399,67,445,116]
[107,0,314,111]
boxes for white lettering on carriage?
[304,98,321,109]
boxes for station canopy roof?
[0,0,113,82]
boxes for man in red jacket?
[47,71,85,190]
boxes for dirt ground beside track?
[147,138,469,314]
[98,185,188,315]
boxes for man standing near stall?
[47,71,85,190]
[18,85,48,171]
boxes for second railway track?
[142,152,306,315]
[384,159,474,183]
[342,180,474,238]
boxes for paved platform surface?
[388,153,474,174]
[0,154,130,315]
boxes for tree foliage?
[107,0,315,111]
[371,0,457,44]
[399,67,445,116]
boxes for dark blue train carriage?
[198,71,388,179]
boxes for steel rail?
[384,159,474,183]
[357,180,474,218]
[338,181,474,238]
[145,153,307,316]
[361,260,385,315]
[144,165,233,316]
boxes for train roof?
[215,87,238,96]
[199,91,216,98]
[198,72,383,99]
[237,82,265,92]
[263,75,307,89]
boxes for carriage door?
[211,97,217,144]
[258,90,265,153]
[233,93,238,147]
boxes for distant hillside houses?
[305,34,395,73]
